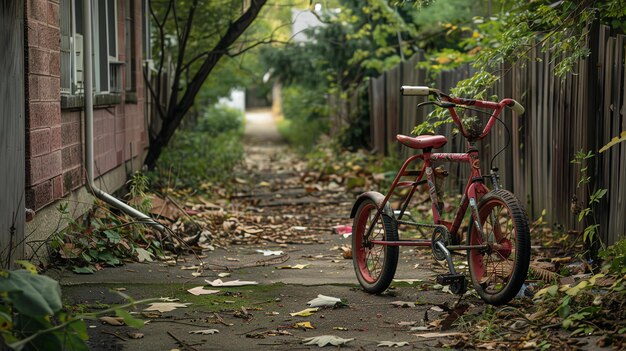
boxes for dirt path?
[51,109,570,350]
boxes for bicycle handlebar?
[400,85,525,141]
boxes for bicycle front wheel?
[352,198,399,294]
[467,190,530,305]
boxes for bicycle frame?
[365,97,515,250]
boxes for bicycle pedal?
[436,273,465,285]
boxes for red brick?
[61,143,82,169]
[52,175,63,199]
[40,150,62,179]
[46,77,60,101]
[25,157,41,186]
[29,102,61,129]
[61,110,80,124]
[28,76,40,101]
[62,121,81,145]
[49,51,60,77]
[48,2,59,26]
[27,128,51,157]
[26,181,53,210]
[29,48,49,74]
[26,22,38,47]
[50,126,62,150]
[38,24,59,51]
[63,166,83,191]
[28,0,47,21]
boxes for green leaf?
[72,266,95,274]
[115,309,144,328]
[0,270,62,317]
[15,260,38,274]
[599,130,626,153]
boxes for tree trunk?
[144,0,268,170]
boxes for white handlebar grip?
[400,86,430,96]
[510,100,525,115]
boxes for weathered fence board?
[0,0,25,265]
[368,25,626,245]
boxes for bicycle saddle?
[396,134,447,150]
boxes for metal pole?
[83,0,164,231]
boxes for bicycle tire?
[352,198,399,294]
[467,189,530,305]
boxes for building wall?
[24,0,148,214]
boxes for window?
[60,0,121,96]
[125,0,136,92]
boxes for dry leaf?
[218,273,231,278]
[293,321,315,329]
[390,301,416,308]
[99,316,124,326]
[307,295,343,308]
[378,341,410,347]
[205,279,258,287]
[256,249,284,256]
[290,308,319,317]
[187,286,220,296]
[144,302,191,313]
[127,332,144,339]
[413,332,464,338]
[302,335,354,347]
[189,329,219,335]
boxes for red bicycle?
[351,86,531,306]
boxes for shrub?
[278,86,329,152]
[154,104,245,189]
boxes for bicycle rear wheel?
[467,190,530,305]
[352,198,399,294]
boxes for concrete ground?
[49,109,538,350]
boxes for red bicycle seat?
[396,134,447,150]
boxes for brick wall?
[25,0,148,212]
[25,0,63,211]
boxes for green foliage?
[50,199,161,274]
[570,150,606,249]
[155,105,245,189]
[533,260,626,337]
[277,86,329,151]
[0,267,88,350]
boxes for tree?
[144,0,268,170]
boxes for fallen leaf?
[307,294,343,308]
[189,329,219,335]
[390,301,416,308]
[290,308,320,317]
[410,326,429,331]
[378,341,410,347]
[393,279,423,284]
[187,286,220,296]
[242,227,264,234]
[430,306,444,312]
[99,316,124,326]
[258,181,271,187]
[333,327,348,331]
[205,279,258,287]
[276,264,310,270]
[218,273,231,278]
[144,302,191,313]
[398,321,417,326]
[159,297,179,302]
[413,332,464,338]
[302,335,354,347]
[293,321,315,329]
[135,248,154,263]
[127,332,144,339]
[256,249,284,256]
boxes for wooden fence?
[369,24,625,246]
